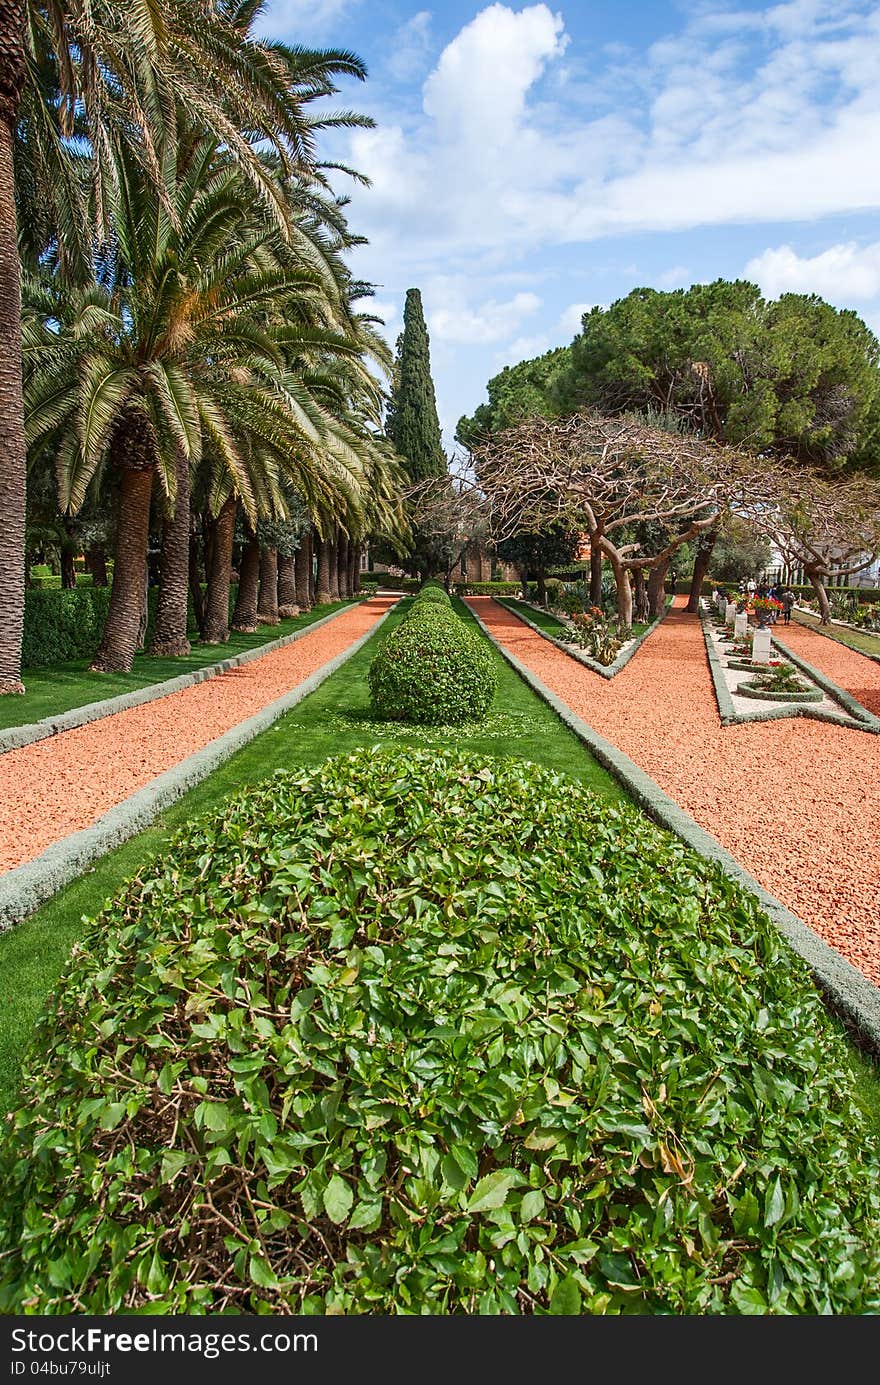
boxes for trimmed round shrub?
[1,746,878,1315]
[368,608,496,724]
[413,584,451,606]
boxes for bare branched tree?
[738,471,880,623]
[472,412,766,626]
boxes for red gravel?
[468,596,880,988]
[0,598,397,875]
[777,620,880,717]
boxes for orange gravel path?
[776,620,880,717]
[468,596,880,989]
[0,597,397,875]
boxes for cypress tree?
[386,289,447,480]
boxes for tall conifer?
[386,289,447,480]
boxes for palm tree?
[1,0,372,689]
[24,141,377,671]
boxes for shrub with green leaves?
[1,747,878,1315]
[369,607,496,724]
[414,584,452,606]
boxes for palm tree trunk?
[202,497,236,644]
[336,530,349,598]
[277,554,298,618]
[294,532,311,610]
[60,543,77,589]
[315,535,332,605]
[256,546,279,624]
[327,532,340,601]
[189,525,205,633]
[349,542,360,595]
[91,466,155,673]
[86,546,109,587]
[308,535,315,606]
[149,452,191,657]
[232,530,260,632]
[0,32,27,693]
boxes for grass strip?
[0,596,624,1110]
[0,601,353,732]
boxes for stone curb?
[493,596,671,679]
[700,612,879,734]
[0,606,394,933]
[0,601,364,756]
[469,602,880,1055]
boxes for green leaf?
[160,1151,191,1184]
[520,1190,545,1223]
[441,1154,468,1191]
[549,1275,582,1315]
[249,1254,280,1289]
[98,1102,126,1131]
[467,1168,524,1213]
[764,1177,785,1229]
[323,1175,354,1225]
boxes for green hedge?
[360,572,419,591]
[23,587,116,667]
[452,581,522,595]
[2,746,879,1313]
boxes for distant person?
[746,577,756,597]
[780,588,796,625]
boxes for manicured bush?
[414,584,451,606]
[369,607,496,724]
[415,584,451,606]
[452,581,522,595]
[22,587,161,667]
[2,746,878,1315]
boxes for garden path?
[0,596,398,876]
[468,595,880,989]
[777,620,880,717]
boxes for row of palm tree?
[1,0,406,689]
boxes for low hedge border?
[699,612,880,735]
[792,610,880,668]
[467,603,880,1056]
[493,596,672,679]
[0,606,396,935]
[0,601,364,756]
[736,682,822,704]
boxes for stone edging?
[468,602,880,1055]
[0,606,395,933]
[0,601,365,756]
[492,596,672,679]
[699,613,880,734]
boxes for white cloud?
[745,241,880,301]
[386,11,433,83]
[655,265,690,289]
[422,3,568,147]
[254,0,358,38]
[342,1,880,263]
[429,290,542,344]
[556,302,591,337]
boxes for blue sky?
[258,0,880,454]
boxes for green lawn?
[0,600,354,732]
[793,609,880,658]
[0,596,626,1110]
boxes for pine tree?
[386,289,447,480]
